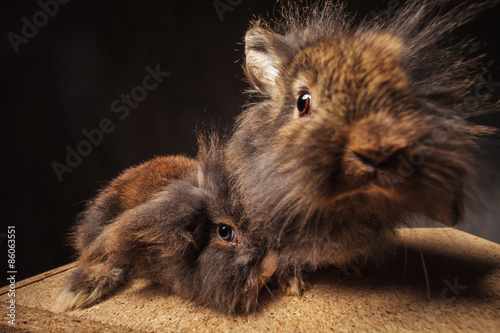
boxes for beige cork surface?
[1,228,500,332]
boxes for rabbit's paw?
[277,270,309,296]
[55,264,128,312]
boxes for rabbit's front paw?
[277,270,309,296]
[55,264,128,312]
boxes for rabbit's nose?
[352,147,401,171]
[347,113,409,172]
[258,250,278,289]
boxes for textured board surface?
[1,228,499,332]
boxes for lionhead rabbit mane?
[227,0,499,291]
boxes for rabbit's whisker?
[418,243,431,300]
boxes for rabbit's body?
[72,155,198,254]
[227,0,498,294]
[57,137,278,314]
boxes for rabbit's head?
[228,1,497,234]
[106,137,277,314]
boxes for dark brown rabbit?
[227,0,499,295]
[56,135,278,314]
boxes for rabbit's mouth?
[321,146,409,203]
[348,148,413,201]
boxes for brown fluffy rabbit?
[227,0,499,295]
[56,135,278,314]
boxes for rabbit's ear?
[244,25,289,97]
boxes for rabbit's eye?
[217,224,237,244]
[297,93,312,117]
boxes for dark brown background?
[2,0,499,282]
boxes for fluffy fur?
[227,0,499,294]
[56,136,278,314]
